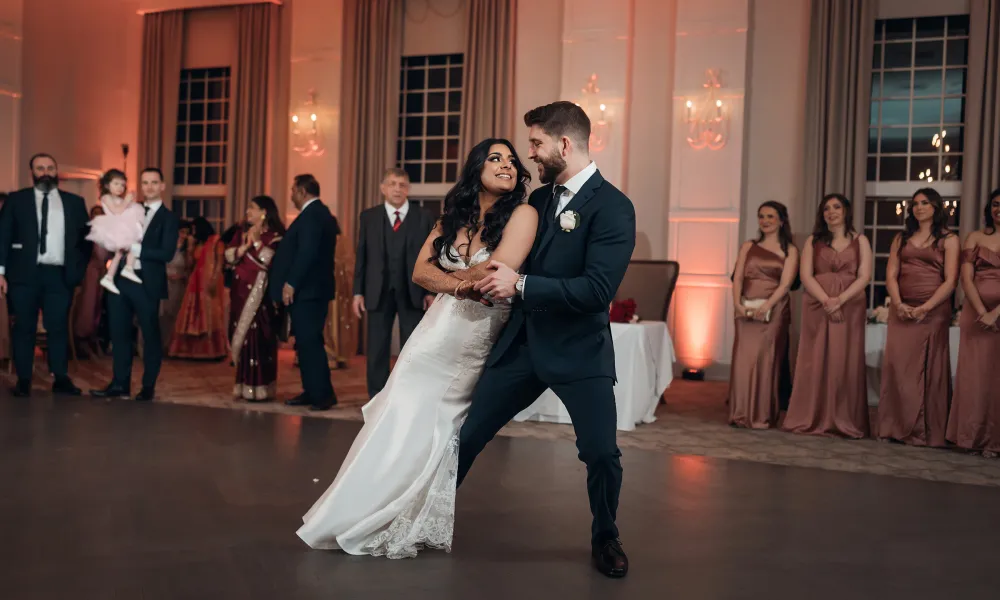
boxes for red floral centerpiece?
[609,298,638,323]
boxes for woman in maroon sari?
[225,196,285,401]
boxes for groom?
[457,101,636,578]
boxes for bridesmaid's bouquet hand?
[734,304,749,320]
[752,306,771,321]
[977,310,999,332]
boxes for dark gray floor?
[2,393,999,600]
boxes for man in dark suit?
[0,153,90,397]
[270,174,340,411]
[91,168,179,402]
[457,102,636,578]
[352,168,435,398]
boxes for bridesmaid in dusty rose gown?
[728,201,799,428]
[947,189,1000,456]
[782,194,871,438]
[878,188,959,447]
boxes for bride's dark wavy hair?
[431,138,531,263]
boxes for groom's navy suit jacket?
[489,170,636,384]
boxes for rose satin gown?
[728,243,791,428]
[877,243,952,447]
[782,238,869,438]
[947,246,1000,452]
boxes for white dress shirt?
[130,199,162,270]
[520,162,598,297]
[36,187,66,267]
[385,200,410,225]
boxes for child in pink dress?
[87,169,146,295]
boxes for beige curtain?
[229,2,281,225]
[137,11,185,194]
[459,0,517,156]
[960,0,1000,233]
[335,0,404,359]
[800,0,876,235]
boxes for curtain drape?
[799,0,876,235]
[137,11,185,195]
[459,0,517,158]
[230,2,281,223]
[960,0,1000,233]
[335,0,404,361]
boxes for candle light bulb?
[715,100,722,107]
[310,114,317,122]
[945,144,950,152]
[686,100,693,108]
[292,115,299,123]
[945,164,951,173]
[599,103,606,111]
[941,130,947,138]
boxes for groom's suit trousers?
[457,330,622,545]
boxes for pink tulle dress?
[87,196,145,252]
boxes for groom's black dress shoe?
[135,388,155,402]
[11,380,31,397]
[284,393,312,407]
[53,377,82,396]
[90,384,131,400]
[593,538,628,578]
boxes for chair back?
[614,260,680,322]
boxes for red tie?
[393,211,402,232]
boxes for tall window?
[396,54,464,198]
[174,67,231,232]
[864,15,968,309]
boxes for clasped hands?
[822,295,846,323]
[894,301,931,324]
[456,260,519,305]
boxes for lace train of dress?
[296,248,509,558]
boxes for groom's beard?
[535,152,567,185]
[33,174,58,192]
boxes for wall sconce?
[577,73,610,152]
[683,69,729,151]
[291,90,324,157]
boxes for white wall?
[513,0,563,174]
[402,0,466,57]
[742,0,811,241]
[0,0,23,193]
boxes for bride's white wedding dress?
[296,247,510,558]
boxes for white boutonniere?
[559,210,580,232]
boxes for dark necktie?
[144,204,150,216]
[551,185,568,222]
[393,211,402,232]
[39,191,50,255]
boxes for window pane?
[403,162,421,183]
[404,139,422,160]
[946,39,967,66]
[205,166,221,185]
[449,67,463,88]
[947,15,970,36]
[911,127,941,153]
[188,145,203,164]
[872,285,889,309]
[427,92,446,112]
[885,19,913,40]
[426,116,445,136]
[405,56,427,67]
[912,69,943,96]
[880,100,909,125]
[208,80,224,99]
[868,128,878,153]
[882,71,910,97]
[173,167,184,184]
[176,125,187,143]
[428,68,447,89]
[206,144,222,164]
[880,128,908,153]
[871,73,882,98]
[911,99,941,125]
[188,166,203,185]
[445,162,458,183]
[405,116,422,136]
[446,139,459,160]
[910,154,937,181]
[175,145,186,165]
[406,69,425,90]
[405,92,423,113]
[177,103,188,122]
[865,202,875,224]
[190,81,205,101]
[870,101,880,126]
[425,139,444,160]
[915,16,945,38]
[425,162,443,183]
[879,156,907,181]
[943,156,963,180]
[941,126,963,153]
[189,102,205,121]
[875,228,899,253]
[867,156,877,181]
[884,42,912,68]
[913,41,943,67]
[207,102,224,121]
[207,124,224,143]
[943,97,965,124]
[874,20,884,41]
[872,43,883,69]
[428,54,448,66]
[877,199,904,225]
[189,124,204,143]
[874,256,889,282]
[945,68,967,94]
[448,91,462,112]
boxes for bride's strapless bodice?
[438,246,492,272]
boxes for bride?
[296,138,538,558]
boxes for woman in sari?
[168,217,229,360]
[225,196,284,401]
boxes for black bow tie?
[144,205,150,215]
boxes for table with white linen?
[864,323,960,406]
[513,321,676,431]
